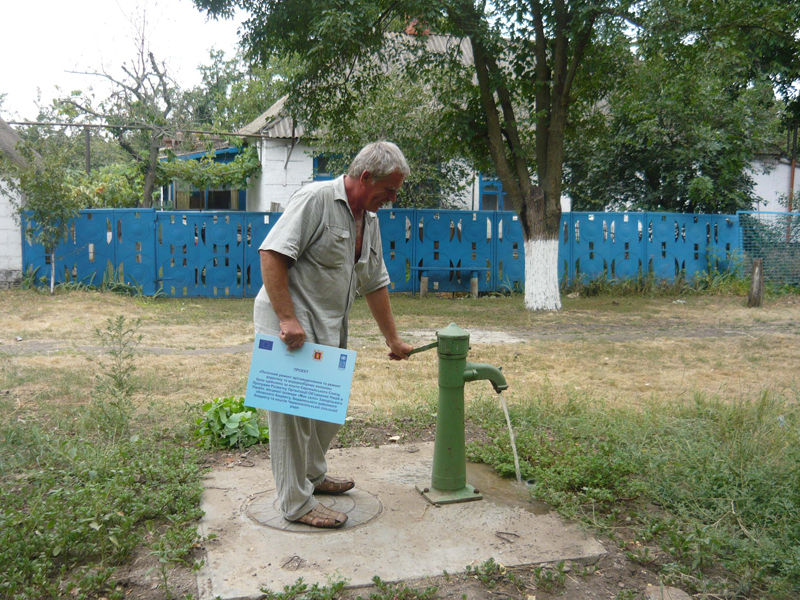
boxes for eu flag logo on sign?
[259,339,274,351]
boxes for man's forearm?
[365,286,401,345]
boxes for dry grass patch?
[2,288,800,421]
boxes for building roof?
[0,117,29,168]
[238,94,305,139]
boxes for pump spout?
[463,362,508,394]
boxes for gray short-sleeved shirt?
[253,175,390,348]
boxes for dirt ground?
[3,290,799,599]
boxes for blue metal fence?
[21,209,741,297]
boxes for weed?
[20,264,40,289]
[100,267,147,297]
[531,561,568,592]
[150,524,203,599]
[194,396,269,449]
[90,315,142,441]
[358,575,438,599]
[260,577,347,599]
[95,314,142,401]
[625,545,655,566]
[465,557,506,588]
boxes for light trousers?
[267,410,341,520]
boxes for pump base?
[415,483,483,505]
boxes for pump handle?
[407,341,439,356]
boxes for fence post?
[747,258,764,308]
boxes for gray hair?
[347,141,410,180]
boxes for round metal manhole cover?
[245,488,383,532]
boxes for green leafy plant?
[95,315,142,401]
[465,557,506,588]
[260,577,347,600]
[359,575,438,600]
[195,396,269,449]
[531,561,568,592]
[160,144,261,190]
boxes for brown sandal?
[293,504,348,529]
[314,475,355,495]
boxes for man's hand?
[387,338,413,360]
[279,317,306,350]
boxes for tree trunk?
[522,185,562,311]
[49,251,55,295]
[141,141,161,208]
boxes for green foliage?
[187,49,300,131]
[69,162,143,208]
[94,315,142,406]
[195,396,269,449]
[466,390,800,597]
[531,561,568,593]
[55,40,190,207]
[465,557,506,588]
[260,577,346,600]
[562,263,751,299]
[0,398,204,599]
[565,51,782,212]
[641,0,800,121]
[359,576,438,600]
[160,144,261,191]
[312,71,473,208]
[1,136,82,292]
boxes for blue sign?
[245,334,357,424]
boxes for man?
[254,141,414,528]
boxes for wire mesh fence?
[738,211,800,286]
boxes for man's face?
[361,171,405,212]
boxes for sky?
[0,0,244,121]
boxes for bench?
[409,266,490,298]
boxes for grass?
[1,286,800,598]
[466,389,800,598]
[0,316,204,600]
[0,397,204,600]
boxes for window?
[479,176,505,211]
[313,154,335,181]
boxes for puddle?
[466,462,550,515]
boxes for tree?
[565,52,783,212]
[185,49,299,131]
[193,0,799,309]
[0,135,82,294]
[312,71,473,209]
[194,1,644,310]
[58,29,189,208]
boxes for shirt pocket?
[309,224,351,268]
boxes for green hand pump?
[410,323,508,504]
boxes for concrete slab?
[196,442,606,600]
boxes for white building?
[0,118,24,287]
[750,155,800,213]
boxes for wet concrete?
[195,442,606,600]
